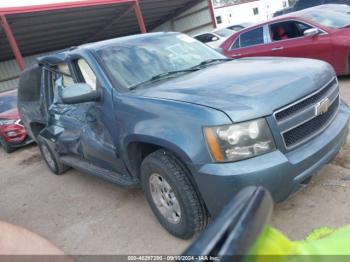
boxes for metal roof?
[0,0,202,62]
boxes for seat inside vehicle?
[270,21,312,41]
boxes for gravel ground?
[1,77,350,254]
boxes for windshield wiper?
[129,59,231,90]
[129,68,199,90]
[190,58,232,69]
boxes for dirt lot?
[1,77,350,254]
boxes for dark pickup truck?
[18,32,350,239]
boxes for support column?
[133,0,146,33]
[208,0,217,29]
[0,14,26,71]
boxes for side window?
[50,63,74,105]
[297,22,312,34]
[76,59,97,90]
[240,27,264,48]
[270,21,311,42]
[18,64,42,102]
[230,38,240,50]
[57,63,74,87]
[44,63,73,105]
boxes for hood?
[134,57,335,122]
[0,107,19,120]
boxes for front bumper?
[7,135,34,148]
[190,100,350,216]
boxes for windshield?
[97,33,225,89]
[0,94,17,113]
[303,10,350,29]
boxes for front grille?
[274,77,340,150]
[283,97,339,148]
[275,78,337,122]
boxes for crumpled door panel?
[49,103,90,156]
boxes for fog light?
[6,131,18,137]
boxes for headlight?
[204,119,276,162]
[0,119,17,126]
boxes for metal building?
[0,0,214,92]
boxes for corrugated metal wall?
[1,1,212,93]
[0,53,43,92]
[153,0,214,36]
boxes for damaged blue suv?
[18,32,350,239]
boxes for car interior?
[270,21,312,41]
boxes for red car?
[220,6,350,75]
[0,90,32,153]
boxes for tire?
[141,149,207,239]
[0,137,15,154]
[37,136,69,175]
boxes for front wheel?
[141,150,207,239]
[37,136,69,175]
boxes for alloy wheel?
[149,173,181,224]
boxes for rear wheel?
[37,136,69,175]
[0,137,15,154]
[141,150,207,239]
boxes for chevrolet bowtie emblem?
[315,97,331,116]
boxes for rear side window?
[18,64,42,102]
[240,27,264,48]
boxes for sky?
[0,0,83,8]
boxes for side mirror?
[183,187,273,258]
[211,36,220,41]
[61,83,100,104]
[304,28,320,37]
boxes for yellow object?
[248,225,350,262]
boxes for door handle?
[271,47,284,51]
[232,54,242,58]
